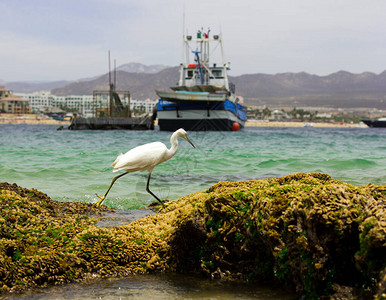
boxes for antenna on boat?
[114,59,117,89]
[182,0,185,39]
[218,29,230,92]
[179,1,186,86]
[108,50,112,88]
[108,50,114,117]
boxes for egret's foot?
[94,194,105,208]
[147,199,169,211]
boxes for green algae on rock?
[0,173,385,299]
[0,182,111,290]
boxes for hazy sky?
[1,0,385,82]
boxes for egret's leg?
[95,172,128,208]
[146,172,164,205]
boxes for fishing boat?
[69,53,154,130]
[156,29,247,131]
[362,117,386,128]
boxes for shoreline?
[245,120,366,128]
[0,113,69,125]
[0,114,367,128]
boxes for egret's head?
[176,128,195,148]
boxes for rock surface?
[0,173,385,299]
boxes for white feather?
[94,128,195,208]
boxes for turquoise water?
[0,124,385,210]
[0,124,384,298]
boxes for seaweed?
[0,173,385,299]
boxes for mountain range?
[4,63,386,109]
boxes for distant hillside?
[230,71,386,109]
[5,63,386,109]
[230,71,386,97]
[116,62,170,74]
[52,68,386,109]
[4,63,170,94]
[5,81,70,93]
[52,67,180,99]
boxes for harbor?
[1,1,386,298]
[0,113,369,128]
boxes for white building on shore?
[130,98,158,114]
[16,91,57,112]
[16,91,157,117]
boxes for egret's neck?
[168,131,179,157]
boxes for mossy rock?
[0,173,385,299]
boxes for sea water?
[0,124,385,298]
[5,273,297,299]
[0,124,385,209]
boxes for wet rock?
[0,173,385,299]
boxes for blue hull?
[157,99,247,131]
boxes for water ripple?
[1,124,384,209]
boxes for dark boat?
[156,29,247,131]
[362,117,386,128]
[69,53,154,130]
[68,116,154,130]
[68,88,154,130]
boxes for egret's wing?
[112,142,168,172]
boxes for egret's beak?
[185,136,196,148]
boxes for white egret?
[94,128,195,208]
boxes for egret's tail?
[112,153,123,168]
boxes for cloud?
[1,0,386,81]
[0,31,108,81]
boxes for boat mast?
[219,34,229,91]
[179,8,186,86]
[108,51,114,117]
[114,59,116,90]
